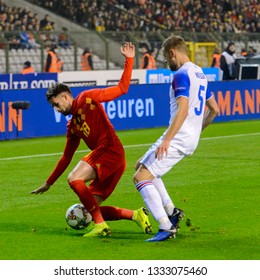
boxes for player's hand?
[31,182,51,194]
[120,42,135,58]
[155,140,170,160]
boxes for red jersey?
[68,86,124,150]
[47,57,134,185]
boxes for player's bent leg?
[100,205,135,220]
[69,180,105,224]
[68,160,96,183]
[83,222,112,238]
[133,207,152,234]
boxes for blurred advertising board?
[0,80,259,140]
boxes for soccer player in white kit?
[133,35,220,242]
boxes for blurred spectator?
[40,14,51,30]
[7,33,20,50]
[18,24,40,50]
[58,27,71,49]
[247,46,257,57]
[27,24,40,49]
[45,20,54,31]
[50,21,56,30]
[44,45,58,73]
[40,31,58,47]
[19,24,31,49]
[0,0,7,13]
[211,47,221,68]
[0,11,7,25]
[95,18,106,32]
[81,47,93,71]
[139,43,156,69]
[21,61,35,74]
[75,2,88,27]
[56,49,64,72]
[220,42,237,80]
[240,48,248,57]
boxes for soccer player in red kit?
[31,42,152,237]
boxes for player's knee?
[133,165,154,184]
[67,171,75,184]
[133,172,140,184]
[135,160,141,171]
[134,156,143,170]
[67,177,73,185]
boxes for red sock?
[100,206,133,221]
[69,180,104,224]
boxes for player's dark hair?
[46,82,72,102]
[162,35,189,55]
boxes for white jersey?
[140,61,213,178]
[166,62,212,155]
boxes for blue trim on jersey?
[206,85,213,100]
[172,68,190,99]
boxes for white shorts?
[140,137,187,178]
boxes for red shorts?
[81,143,126,200]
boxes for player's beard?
[62,109,71,116]
[61,105,71,116]
[170,64,177,71]
[169,62,178,71]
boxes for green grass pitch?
[0,120,259,260]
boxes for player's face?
[163,49,178,71]
[50,93,72,116]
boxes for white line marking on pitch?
[0,132,259,161]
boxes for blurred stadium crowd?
[0,0,259,73]
[32,0,259,33]
[0,0,259,34]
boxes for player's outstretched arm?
[90,42,135,102]
[31,137,79,195]
[120,42,135,58]
[31,182,51,195]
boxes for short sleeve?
[172,70,190,99]
[206,85,213,100]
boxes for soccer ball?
[65,203,92,230]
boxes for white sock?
[152,177,174,216]
[136,180,172,230]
